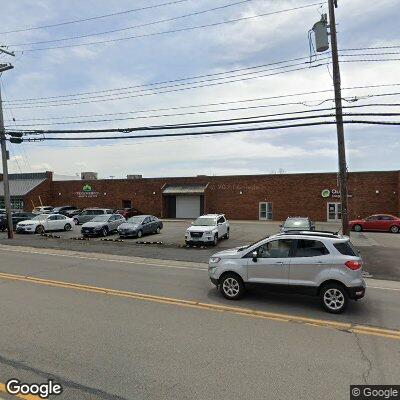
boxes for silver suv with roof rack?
[208,230,365,313]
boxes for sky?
[0,0,399,178]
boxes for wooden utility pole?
[0,48,15,239]
[328,0,349,236]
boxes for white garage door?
[176,196,201,219]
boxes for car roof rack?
[277,230,341,238]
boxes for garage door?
[176,196,201,219]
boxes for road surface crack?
[353,332,373,384]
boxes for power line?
[11,2,324,52]
[339,45,400,52]
[10,0,257,47]
[18,120,400,142]
[4,55,317,103]
[6,102,400,129]
[4,63,329,109]
[10,112,400,136]
[0,0,194,34]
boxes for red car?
[349,214,400,233]
[115,208,141,219]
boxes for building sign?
[321,188,341,199]
[75,184,100,198]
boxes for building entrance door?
[327,202,341,222]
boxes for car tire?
[320,283,348,314]
[35,225,44,234]
[390,225,399,233]
[137,230,143,238]
[219,273,245,300]
[101,227,108,237]
[155,227,161,234]
[353,224,362,232]
[225,229,230,239]
[213,234,218,246]
[64,223,72,231]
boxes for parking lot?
[1,219,400,281]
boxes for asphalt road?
[0,245,399,400]
[1,220,399,280]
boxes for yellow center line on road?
[0,271,399,341]
[0,383,42,400]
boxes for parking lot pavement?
[1,220,399,281]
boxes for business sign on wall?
[321,188,341,199]
[75,184,100,198]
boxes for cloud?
[1,0,399,177]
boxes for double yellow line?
[0,272,399,341]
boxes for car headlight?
[209,257,221,263]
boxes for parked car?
[73,208,114,225]
[208,231,365,314]
[52,206,78,216]
[280,217,315,233]
[118,215,163,238]
[0,212,36,231]
[185,214,229,246]
[16,214,74,234]
[115,207,141,219]
[65,209,82,218]
[32,206,53,215]
[81,214,125,237]
[349,214,400,233]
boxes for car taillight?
[345,260,362,270]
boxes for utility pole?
[0,47,15,239]
[328,0,349,236]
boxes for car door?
[363,215,380,231]
[246,239,294,285]
[288,239,332,288]
[45,215,58,231]
[377,215,393,231]
[142,217,151,233]
[56,215,67,230]
[217,216,227,237]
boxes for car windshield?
[284,219,309,228]
[192,218,216,226]
[91,215,110,222]
[33,215,48,220]
[127,216,145,224]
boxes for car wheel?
[320,283,348,314]
[225,229,230,239]
[137,230,143,238]
[156,227,161,234]
[353,224,362,232]
[35,225,44,234]
[64,223,72,231]
[101,227,108,237]
[220,273,245,300]
[390,225,399,233]
[213,234,218,246]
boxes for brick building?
[1,170,399,221]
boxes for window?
[333,242,358,256]
[295,240,329,257]
[143,217,151,224]
[93,210,104,215]
[379,215,394,221]
[365,215,378,221]
[259,202,273,220]
[56,215,66,220]
[253,239,293,258]
[217,216,225,224]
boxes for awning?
[0,179,45,196]
[163,184,207,195]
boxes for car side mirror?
[252,251,258,262]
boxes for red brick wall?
[21,171,400,221]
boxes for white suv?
[185,214,229,246]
